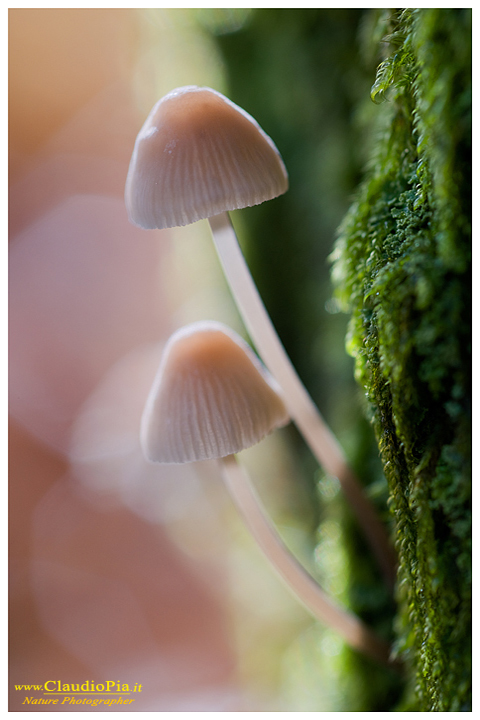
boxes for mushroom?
[125,85,395,587]
[141,320,289,463]
[140,320,392,666]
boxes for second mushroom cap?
[141,321,290,464]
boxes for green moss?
[332,9,471,711]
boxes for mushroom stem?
[219,454,393,666]
[208,211,396,589]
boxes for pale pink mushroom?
[141,321,392,666]
[125,86,396,587]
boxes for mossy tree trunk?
[332,9,471,711]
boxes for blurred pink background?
[8,9,243,711]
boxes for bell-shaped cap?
[141,321,290,463]
[125,86,288,229]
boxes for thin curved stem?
[208,211,397,589]
[219,454,394,666]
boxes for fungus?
[140,321,392,666]
[125,85,288,230]
[141,321,289,464]
[125,85,395,587]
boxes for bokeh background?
[9,8,398,711]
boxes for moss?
[332,9,471,711]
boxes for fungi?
[141,321,289,463]
[140,321,393,665]
[125,85,395,587]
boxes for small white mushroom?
[141,321,289,463]
[141,321,392,666]
[125,86,395,588]
[125,86,288,229]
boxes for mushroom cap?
[141,321,290,463]
[125,86,288,229]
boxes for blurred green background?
[196,8,401,710]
